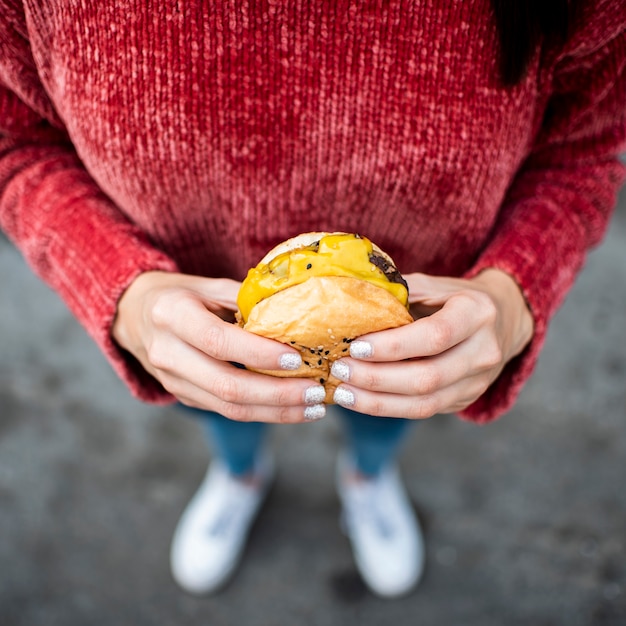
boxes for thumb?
[404,272,465,309]
[189,276,242,312]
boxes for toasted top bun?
[257,231,331,265]
[257,231,398,267]
[237,232,413,402]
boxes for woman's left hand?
[330,269,535,418]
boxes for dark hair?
[491,0,580,85]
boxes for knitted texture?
[1,1,625,421]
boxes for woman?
[1,0,624,598]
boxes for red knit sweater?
[1,1,624,422]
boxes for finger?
[332,332,504,396]
[332,373,492,420]
[154,291,303,371]
[148,338,326,408]
[353,290,494,362]
[176,390,327,424]
[330,352,465,397]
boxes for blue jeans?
[180,406,414,478]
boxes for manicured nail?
[304,404,326,421]
[350,340,373,359]
[304,385,326,405]
[279,352,302,370]
[334,386,356,407]
[330,360,351,382]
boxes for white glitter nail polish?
[330,360,350,382]
[349,340,373,359]
[279,352,302,370]
[304,385,326,405]
[304,404,326,421]
[333,387,355,407]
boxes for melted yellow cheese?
[237,233,408,322]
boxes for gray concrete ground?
[1,187,625,626]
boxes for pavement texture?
[1,185,625,626]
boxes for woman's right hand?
[112,271,327,422]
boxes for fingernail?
[334,386,356,407]
[279,352,302,370]
[304,404,326,421]
[304,385,326,405]
[330,360,351,382]
[350,340,373,359]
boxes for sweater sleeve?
[0,10,179,403]
[461,12,626,423]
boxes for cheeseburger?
[236,232,413,402]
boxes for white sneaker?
[336,454,425,598]
[170,454,274,594]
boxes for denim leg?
[336,406,414,477]
[180,406,269,476]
